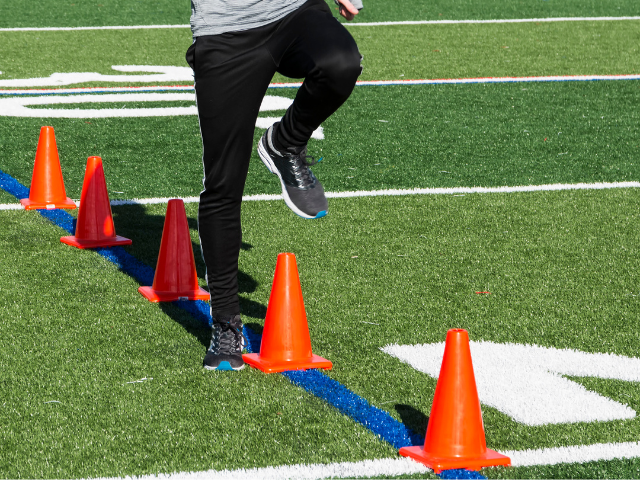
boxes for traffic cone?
[61,156,132,249]
[399,329,510,473]
[138,199,210,302]
[21,126,76,210]
[243,252,332,373]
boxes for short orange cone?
[61,156,132,248]
[21,126,76,210]
[243,252,332,373]
[138,199,210,302]
[399,329,510,473]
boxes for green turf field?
[2,0,640,478]
[1,0,640,27]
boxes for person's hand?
[336,0,359,21]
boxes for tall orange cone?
[21,126,76,210]
[243,252,332,373]
[138,199,210,302]
[399,329,510,473]
[61,156,132,248]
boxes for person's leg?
[270,0,362,149]
[255,0,361,219]
[187,28,277,369]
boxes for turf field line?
[2,73,640,97]
[86,457,433,480]
[2,16,640,32]
[84,441,640,479]
[505,441,640,467]
[345,16,640,26]
[89,182,640,207]
[0,203,23,210]
[2,182,639,210]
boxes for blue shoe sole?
[204,361,245,371]
[304,210,327,220]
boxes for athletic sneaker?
[203,313,246,371]
[258,124,328,219]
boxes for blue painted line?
[0,168,30,198]
[282,369,424,449]
[440,469,487,479]
[0,168,487,477]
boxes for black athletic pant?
[186,0,362,316]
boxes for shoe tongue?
[285,145,307,156]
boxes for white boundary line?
[2,74,639,96]
[85,441,640,479]
[107,182,640,205]
[347,16,640,26]
[0,203,23,210]
[3,182,638,211]
[506,441,640,467]
[2,16,640,31]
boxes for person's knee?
[317,47,362,98]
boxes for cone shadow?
[110,203,267,347]
[395,404,429,437]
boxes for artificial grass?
[0,189,17,203]
[1,0,640,28]
[2,20,640,85]
[343,0,640,23]
[1,80,639,201]
[119,188,640,479]
[0,208,397,479]
[2,184,640,478]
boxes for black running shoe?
[258,124,328,219]
[203,313,246,371]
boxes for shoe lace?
[209,317,247,355]
[286,149,320,188]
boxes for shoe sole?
[258,139,327,220]
[204,361,245,371]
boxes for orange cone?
[399,329,510,473]
[243,252,332,373]
[21,126,76,210]
[61,156,132,249]
[138,199,209,302]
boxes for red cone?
[138,199,209,302]
[61,156,131,248]
[399,329,511,472]
[243,252,332,373]
[21,126,76,210]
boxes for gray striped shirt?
[190,0,309,37]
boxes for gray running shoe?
[258,124,328,219]
[203,313,245,371]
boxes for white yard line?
[505,441,640,467]
[2,74,639,96]
[3,181,638,211]
[85,441,640,479]
[346,16,640,26]
[104,182,640,206]
[1,16,640,32]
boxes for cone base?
[138,286,210,302]
[61,235,132,249]
[242,353,332,373]
[21,197,76,210]
[399,446,511,473]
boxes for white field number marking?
[382,341,640,426]
[0,65,193,87]
[0,90,324,139]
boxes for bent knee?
[317,47,362,97]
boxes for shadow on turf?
[395,403,429,437]
[111,204,268,348]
